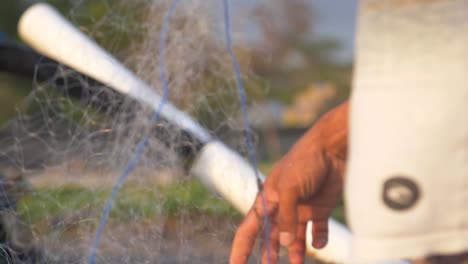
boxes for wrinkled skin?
[230,101,348,264]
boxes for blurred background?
[0,0,356,263]
[0,0,356,143]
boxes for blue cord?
[88,0,181,263]
[222,1,271,263]
[88,1,269,263]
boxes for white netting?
[0,0,273,263]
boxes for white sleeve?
[346,0,468,261]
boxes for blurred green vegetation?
[1,0,144,51]
[18,179,242,226]
[17,162,345,226]
[18,181,345,228]
[0,0,146,125]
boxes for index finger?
[230,192,277,264]
[230,207,262,264]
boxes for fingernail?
[279,232,295,246]
[312,237,328,249]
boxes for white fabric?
[346,0,468,261]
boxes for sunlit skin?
[230,101,348,264]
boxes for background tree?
[249,0,351,107]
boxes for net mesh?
[0,0,272,263]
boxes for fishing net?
[0,0,270,263]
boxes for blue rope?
[88,0,181,263]
[88,1,269,263]
[222,1,271,263]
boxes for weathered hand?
[230,101,348,264]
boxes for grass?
[17,180,242,226]
[17,161,346,227]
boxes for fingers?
[277,188,299,246]
[261,224,279,264]
[311,219,328,249]
[230,208,262,264]
[230,193,277,264]
[287,223,307,264]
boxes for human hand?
[230,101,348,264]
